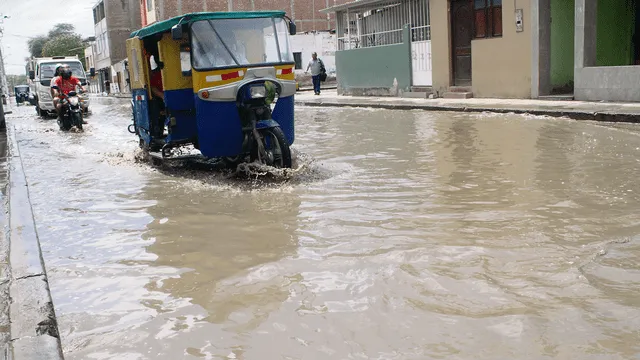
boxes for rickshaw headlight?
[249,85,266,99]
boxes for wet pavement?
[6,98,640,359]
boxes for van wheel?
[36,106,46,118]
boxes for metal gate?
[410,0,432,86]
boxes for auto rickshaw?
[14,85,30,106]
[126,11,298,168]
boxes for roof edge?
[129,11,287,39]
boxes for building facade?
[291,31,337,75]
[323,0,432,96]
[430,0,532,99]
[556,0,640,102]
[327,0,640,101]
[428,0,640,101]
[83,43,101,93]
[90,0,141,93]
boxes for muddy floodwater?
[7,98,640,359]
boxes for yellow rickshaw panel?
[192,68,247,92]
[192,64,295,92]
[126,37,149,91]
[158,33,192,91]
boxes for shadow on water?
[112,174,303,358]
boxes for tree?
[27,36,48,58]
[48,23,75,39]
[42,34,86,68]
[25,23,88,69]
[7,75,28,91]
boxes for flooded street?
[7,97,640,359]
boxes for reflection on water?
[7,100,640,359]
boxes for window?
[131,48,140,83]
[94,2,105,23]
[293,52,302,69]
[474,0,502,38]
[147,0,153,10]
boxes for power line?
[2,33,37,39]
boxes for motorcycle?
[14,85,30,106]
[57,90,84,131]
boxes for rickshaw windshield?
[191,17,293,70]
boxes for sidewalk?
[6,125,64,359]
[294,90,640,123]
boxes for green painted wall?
[551,0,575,87]
[336,39,411,93]
[596,0,635,66]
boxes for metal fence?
[336,0,430,51]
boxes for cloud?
[2,0,96,74]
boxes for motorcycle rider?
[51,64,88,124]
[49,63,63,98]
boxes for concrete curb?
[294,99,640,123]
[297,86,338,93]
[7,126,64,360]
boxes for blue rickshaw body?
[126,11,298,166]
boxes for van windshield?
[191,17,293,70]
[40,62,86,80]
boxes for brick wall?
[106,0,142,63]
[147,0,352,32]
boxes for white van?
[27,56,92,117]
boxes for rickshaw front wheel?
[250,127,292,169]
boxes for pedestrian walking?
[305,52,326,95]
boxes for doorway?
[451,0,473,86]
[550,0,574,95]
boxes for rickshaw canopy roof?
[15,85,28,90]
[130,11,287,39]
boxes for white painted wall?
[290,32,336,74]
[146,0,157,24]
[94,18,111,70]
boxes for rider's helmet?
[60,64,72,80]
[54,63,64,77]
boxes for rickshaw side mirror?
[289,20,297,35]
[90,67,96,77]
[29,70,35,80]
[171,24,183,40]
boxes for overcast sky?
[1,0,97,74]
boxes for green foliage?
[42,34,84,58]
[27,36,48,58]
[7,75,28,92]
[27,23,87,69]
[47,23,75,39]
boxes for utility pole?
[0,14,9,105]
[0,44,8,101]
[0,36,5,130]
[0,13,11,126]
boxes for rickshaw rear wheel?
[250,127,292,169]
